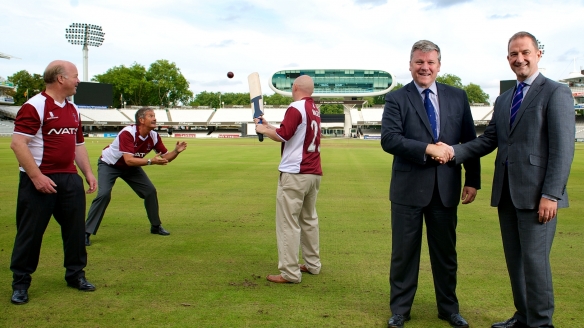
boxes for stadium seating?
[360,107,384,124]
[350,108,363,125]
[209,108,251,124]
[576,120,584,140]
[0,105,18,119]
[80,109,130,123]
[0,105,580,141]
[120,109,169,123]
[0,119,15,135]
[470,105,494,122]
[168,109,214,124]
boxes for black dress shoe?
[11,289,29,305]
[151,225,170,235]
[438,313,469,328]
[388,314,411,328]
[67,276,96,291]
[492,317,528,328]
[85,233,91,246]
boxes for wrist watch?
[147,159,152,165]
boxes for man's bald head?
[292,75,314,101]
[43,60,80,101]
[44,60,75,84]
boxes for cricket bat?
[248,72,264,142]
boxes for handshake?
[426,142,454,164]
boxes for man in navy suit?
[439,31,574,328]
[381,40,480,328]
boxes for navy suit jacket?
[381,81,481,207]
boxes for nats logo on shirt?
[48,127,78,135]
[12,92,83,175]
[100,125,168,168]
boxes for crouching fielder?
[85,107,187,246]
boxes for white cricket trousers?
[276,172,321,283]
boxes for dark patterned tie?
[509,82,526,127]
[423,89,438,142]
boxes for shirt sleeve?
[13,104,41,136]
[118,130,136,154]
[275,107,302,141]
[154,134,168,154]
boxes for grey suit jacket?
[452,73,574,209]
[381,81,481,208]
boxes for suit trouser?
[390,184,459,316]
[86,159,161,235]
[498,169,555,328]
[11,172,88,290]
[276,173,321,283]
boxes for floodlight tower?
[65,23,105,81]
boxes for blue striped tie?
[423,89,438,142]
[510,82,526,127]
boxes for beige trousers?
[276,173,321,283]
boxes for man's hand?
[426,142,454,164]
[254,116,268,126]
[174,141,187,153]
[85,173,97,194]
[30,174,57,194]
[538,197,558,223]
[255,116,269,134]
[152,152,169,165]
[255,124,267,135]
[461,186,477,204]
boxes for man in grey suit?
[434,31,575,328]
[381,40,480,328]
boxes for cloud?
[221,14,242,21]
[197,79,242,87]
[556,48,581,62]
[219,2,255,21]
[353,0,387,7]
[2,0,580,98]
[488,13,518,19]
[420,0,472,8]
[207,40,235,48]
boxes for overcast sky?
[2,0,583,103]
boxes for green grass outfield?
[0,137,582,327]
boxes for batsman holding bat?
[254,75,323,284]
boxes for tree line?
[5,60,490,113]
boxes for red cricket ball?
[227,71,234,79]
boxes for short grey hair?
[410,40,441,63]
[135,107,154,125]
[508,31,539,52]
